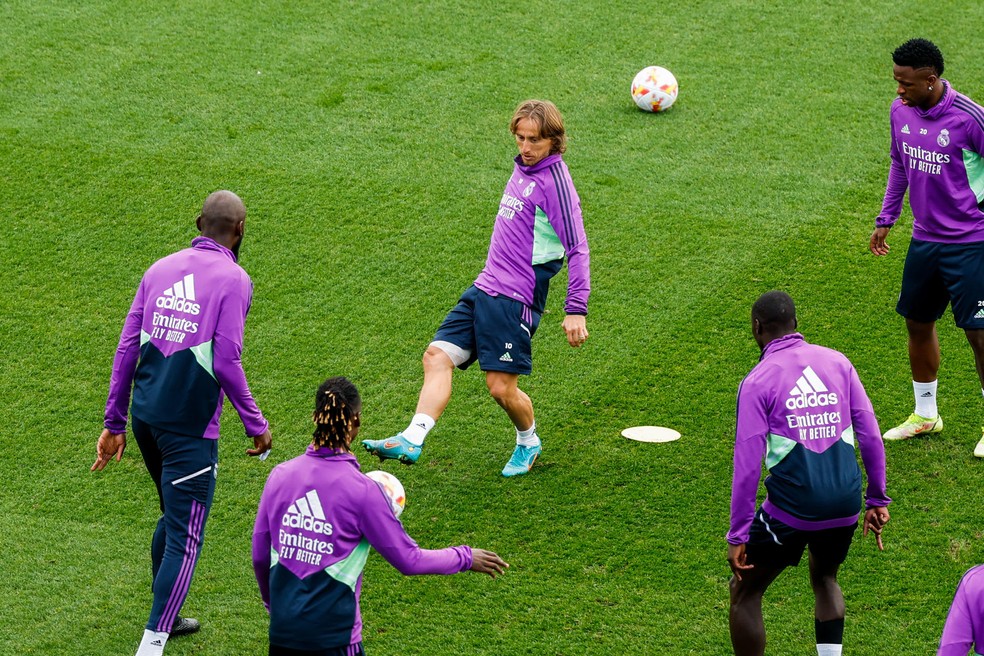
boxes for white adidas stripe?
[163,274,197,300]
[789,366,828,396]
[286,490,326,520]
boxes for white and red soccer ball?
[366,470,407,518]
[631,66,679,113]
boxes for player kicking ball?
[362,99,591,477]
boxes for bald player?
[93,190,272,656]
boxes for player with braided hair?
[253,377,507,655]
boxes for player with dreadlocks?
[252,377,508,656]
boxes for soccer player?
[361,99,591,477]
[939,564,984,655]
[727,291,891,656]
[253,376,508,655]
[869,38,984,457]
[92,190,273,656]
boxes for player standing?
[727,291,891,656]
[253,376,507,655]
[869,38,984,457]
[939,564,984,655]
[92,190,273,656]
[361,99,591,477]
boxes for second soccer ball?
[631,66,679,112]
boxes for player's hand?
[562,314,588,348]
[470,549,509,578]
[869,227,891,256]
[247,429,273,458]
[91,429,126,471]
[863,506,890,551]
[727,543,754,581]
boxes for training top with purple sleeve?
[252,447,472,651]
[728,334,890,545]
[876,81,984,243]
[104,236,268,439]
[474,153,591,315]
[939,564,984,655]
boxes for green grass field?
[2,1,983,654]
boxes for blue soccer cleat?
[501,443,541,477]
[362,434,422,464]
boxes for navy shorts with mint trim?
[897,239,984,329]
[434,285,539,375]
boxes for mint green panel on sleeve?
[190,340,216,381]
[532,205,565,265]
[270,547,280,568]
[840,425,855,447]
[323,539,370,592]
[140,329,152,346]
[963,149,984,203]
[765,433,797,470]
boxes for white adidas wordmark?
[282,489,334,536]
[156,273,201,315]
[785,366,839,410]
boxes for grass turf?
[1,1,983,653]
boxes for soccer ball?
[366,470,406,518]
[631,66,679,112]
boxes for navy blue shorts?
[897,239,984,329]
[745,509,856,569]
[433,286,539,375]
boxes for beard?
[231,234,243,260]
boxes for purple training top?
[474,153,591,314]
[253,447,472,651]
[104,236,268,438]
[939,564,984,655]
[877,81,984,243]
[728,334,890,544]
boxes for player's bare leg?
[729,563,785,656]
[885,319,945,440]
[361,345,455,464]
[485,371,533,431]
[963,329,984,391]
[486,371,540,476]
[809,552,845,655]
[906,318,940,381]
[417,345,456,420]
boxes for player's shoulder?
[949,90,984,134]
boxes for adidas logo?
[155,273,201,315]
[281,489,334,536]
[785,366,839,410]
[151,639,163,647]
[901,124,910,134]
[975,309,984,319]
[499,352,513,362]
[920,392,933,397]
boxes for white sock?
[516,423,540,447]
[136,630,168,656]
[817,644,842,656]
[913,380,938,418]
[402,413,435,446]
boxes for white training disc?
[621,426,681,443]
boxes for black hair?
[893,38,944,76]
[312,377,361,450]
[752,291,797,333]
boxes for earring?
[929,86,934,91]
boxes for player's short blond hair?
[510,99,567,155]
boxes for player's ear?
[196,214,203,232]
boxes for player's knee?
[486,377,515,403]
[423,346,453,371]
